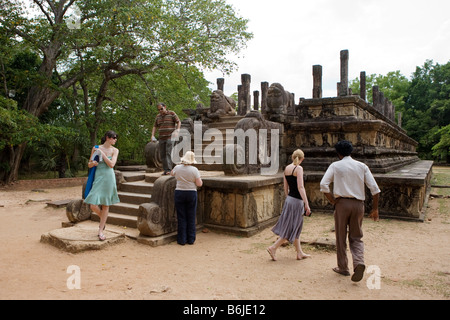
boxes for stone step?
[120,181,154,194]
[118,191,152,205]
[91,212,138,228]
[121,171,146,182]
[110,202,140,216]
[116,165,147,172]
[145,174,162,183]
[196,163,224,171]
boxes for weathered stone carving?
[207,89,236,120]
[266,83,294,121]
[144,141,162,171]
[66,199,91,223]
[138,176,177,237]
[223,111,281,175]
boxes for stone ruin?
[141,50,432,238]
[63,50,432,247]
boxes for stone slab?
[308,237,336,250]
[46,199,71,208]
[136,225,203,247]
[40,225,126,253]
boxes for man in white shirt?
[320,140,380,282]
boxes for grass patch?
[431,166,450,187]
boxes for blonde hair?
[292,149,304,165]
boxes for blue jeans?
[174,190,197,245]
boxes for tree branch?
[34,0,54,26]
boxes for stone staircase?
[90,170,159,229]
[195,115,244,171]
[94,115,244,229]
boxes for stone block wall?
[199,174,285,236]
[285,96,419,173]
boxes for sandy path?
[0,185,449,300]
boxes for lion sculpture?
[207,90,236,120]
[266,83,294,115]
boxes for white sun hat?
[180,151,197,165]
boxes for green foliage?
[432,124,450,162]
[350,61,450,161]
[404,60,450,159]
[0,96,38,152]
[0,0,253,181]
[350,70,409,118]
[0,95,77,175]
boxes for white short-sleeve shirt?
[320,156,381,201]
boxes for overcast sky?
[204,0,450,100]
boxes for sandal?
[351,264,366,282]
[332,267,350,276]
[98,233,106,241]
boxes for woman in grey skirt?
[267,149,311,261]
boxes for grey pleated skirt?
[271,196,304,243]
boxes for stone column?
[217,78,224,92]
[339,50,349,96]
[237,84,243,115]
[240,74,251,116]
[360,71,366,101]
[392,103,396,122]
[312,65,322,98]
[261,82,269,115]
[373,86,381,113]
[253,91,260,111]
[380,92,386,116]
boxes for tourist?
[171,151,203,245]
[320,140,380,282]
[84,131,120,241]
[267,149,311,261]
[151,102,181,175]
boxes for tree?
[0,0,253,183]
[404,60,450,159]
[432,124,450,163]
[350,70,409,120]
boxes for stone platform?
[40,223,126,253]
[59,159,432,252]
[304,160,433,222]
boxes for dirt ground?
[0,179,449,301]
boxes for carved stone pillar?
[253,90,260,111]
[217,78,224,92]
[239,74,251,116]
[360,71,366,101]
[261,81,269,115]
[313,65,322,99]
[339,50,349,96]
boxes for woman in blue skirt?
[267,149,311,261]
[84,131,120,241]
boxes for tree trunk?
[0,142,27,185]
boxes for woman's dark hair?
[101,130,118,144]
[335,140,353,157]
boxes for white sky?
[204,0,450,100]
